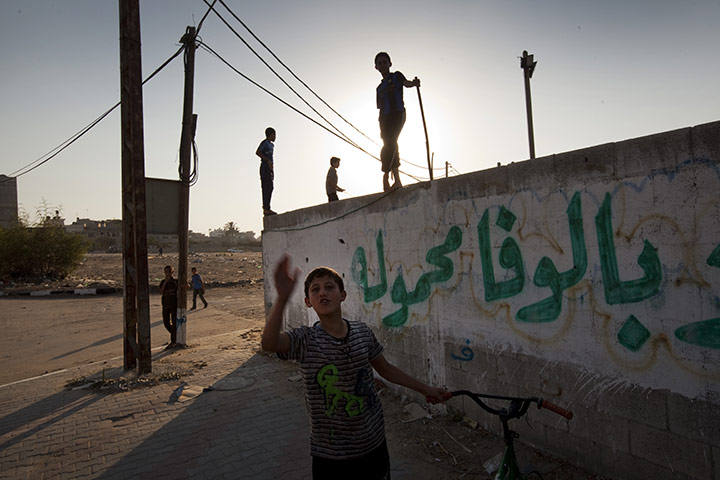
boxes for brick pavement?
[0,328,451,480]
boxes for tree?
[0,202,88,280]
[223,221,239,238]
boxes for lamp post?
[520,50,537,159]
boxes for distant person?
[189,266,208,310]
[262,256,451,479]
[374,51,420,192]
[159,265,178,349]
[256,127,277,216]
[158,246,163,257]
[325,156,345,202]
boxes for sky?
[2,0,719,237]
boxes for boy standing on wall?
[325,156,345,202]
[256,127,277,216]
[375,51,420,192]
[262,255,451,480]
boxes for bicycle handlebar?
[538,399,574,420]
[450,390,573,421]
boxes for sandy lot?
[0,251,265,385]
[0,250,264,293]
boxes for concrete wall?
[262,121,720,480]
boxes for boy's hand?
[424,386,452,404]
[274,255,301,299]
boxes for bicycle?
[450,390,574,480]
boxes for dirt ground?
[0,251,606,479]
[0,250,264,293]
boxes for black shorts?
[311,440,390,480]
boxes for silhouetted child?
[262,256,451,479]
[374,51,419,192]
[159,265,178,349]
[325,156,345,202]
[189,266,208,310]
[256,127,277,216]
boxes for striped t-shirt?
[278,319,385,459]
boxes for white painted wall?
[263,121,720,479]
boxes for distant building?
[66,217,122,239]
[0,175,18,228]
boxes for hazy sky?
[2,0,719,236]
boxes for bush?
[0,225,89,279]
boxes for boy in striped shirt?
[262,255,450,480]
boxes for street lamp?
[521,50,537,159]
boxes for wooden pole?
[176,26,196,345]
[119,0,151,373]
[414,79,432,181]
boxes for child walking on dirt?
[189,267,208,310]
[159,265,178,349]
[262,255,451,480]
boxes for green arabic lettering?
[478,209,525,301]
[351,230,388,302]
[595,193,662,305]
[517,192,587,322]
[707,243,720,268]
[382,226,463,327]
[675,318,720,350]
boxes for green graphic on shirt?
[317,364,365,417]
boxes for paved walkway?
[0,327,452,480]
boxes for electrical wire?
[203,1,362,151]
[203,1,432,181]
[196,40,424,183]
[214,0,377,147]
[3,45,185,184]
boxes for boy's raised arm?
[371,353,451,404]
[261,255,300,353]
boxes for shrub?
[0,225,89,279]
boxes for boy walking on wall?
[262,255,450,480]
[374,51,420,192]
[325,156,345,202]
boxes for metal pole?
[177,27,196,346]
[414,79,432,181]
[521,50,537,160]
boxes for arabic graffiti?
[451,339,475,361]
[352,226,462,327]
[517,192,587,323]
[595,193,662,305]
[351,189,720,354]
[478,206,525,301]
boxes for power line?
[213,0,377,147]
[203,1,435,181]
[203,1,362,151]
[213,0,447,177]
[196,40,424,183]
[3,45,185,183]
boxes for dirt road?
[0,283,264,386]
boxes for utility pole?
[119,0,152,373]
[521,50,537,159]
[176,26,197,345]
